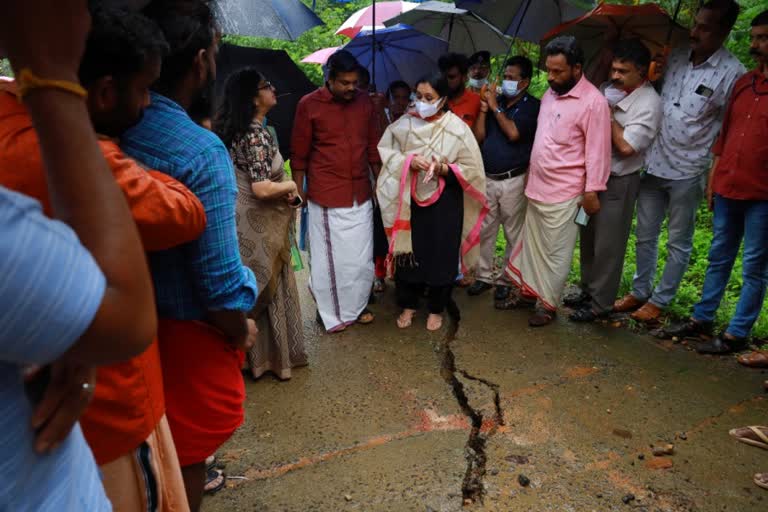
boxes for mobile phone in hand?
[291,195,303,208]
[574,206,590,227]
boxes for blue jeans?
[692,195,768,338]
[632,173,706,308]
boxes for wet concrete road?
[204,270,768,512]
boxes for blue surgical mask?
[501,80,520,97]
[468,77,488,89]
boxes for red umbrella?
[540,2,689,85]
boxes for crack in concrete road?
[438,313,505,505]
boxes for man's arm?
[0,0,155,365]
[367,101,383,178]
[105,143,207,251]
[611,99,661,158]
[291,98,311,202]
[582,97,612,215]
[185,147,257,347]
[474,101,488,143]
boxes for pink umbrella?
[336,1,418,39]
[301,46,340,65]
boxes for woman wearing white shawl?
[377,73,488,331]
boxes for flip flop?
[397,310,415,329]
[729,426,768,450]
[357,308,375,325]
[754,473,768,490]
[205,455,216,472]
[204,468,226,495]
[426,314,443,332]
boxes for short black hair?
[700,0,740,34]
[611,39,651,74]
[504,56,533,80]
[79,5,168,87]
[438,53,470,75]
[752,9,768,27]
[415,72,451,99]
[142,0,218,93]
[544,36,584,67]
[387,80,410,97]
[327,50,360,80]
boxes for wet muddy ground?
[204,269,768,512]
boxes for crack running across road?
[437,311,505,505]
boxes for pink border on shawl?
[388,154,417,258]
[504,254,557,312]
[411,174,445,207]
[447,163,489,274]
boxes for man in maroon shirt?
[666,10,768,355]
[291,50,382,332]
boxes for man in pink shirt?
[505,36,611,327]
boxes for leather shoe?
[563,290,591,308]
[614,294,644,313]
[568,307,608,323]
[529,307,556,327]
[664,318,713,339]
[738,351,768,368]
[630,302,662,323]
[695,335,747,355]
[467,281,493,296]
[494,285,511,301]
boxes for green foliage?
[0,59,12,77]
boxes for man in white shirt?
[568,39,662,322]
[615,0,746,323]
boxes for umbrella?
[384,1,510,55]
[540,3,690,85]
[214,0,323,40]
[456,0,592,43]
[301,46,341,64]
[342,24,449,92]
[215,43,317,157]
[336,1,420,38]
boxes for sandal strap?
[748,426,768,445]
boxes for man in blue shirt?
[121,2,257,509]
[470,56,540,307]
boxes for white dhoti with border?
[307,199,374,332]
[505,196,581,310]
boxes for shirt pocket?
[679,93,712,119]
[549,112,573,145]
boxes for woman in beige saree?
[377,73,488,331]
[215,68,307,380]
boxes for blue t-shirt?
[0,186,111,511]
[480,92,540,176]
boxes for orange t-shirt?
[0,83,207,464]
[448,89,482,128]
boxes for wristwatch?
[495,107,504,114]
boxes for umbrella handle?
[648,46,670,82]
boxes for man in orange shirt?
[0,6,205,511]
[439,52,482,129]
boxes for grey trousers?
[476,174,527,285]
[631,173,706,308]
[580,172,642,313]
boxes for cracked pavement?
[204,270,768,512]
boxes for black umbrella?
[215,43,317,157]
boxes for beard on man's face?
[549,76,577,95]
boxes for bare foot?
[729,426,768,450]
[755,472,768,490]
[397,309,416,329]
[426,313,443,331]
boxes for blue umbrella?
[215,0,324,40]
[342,24,449,92]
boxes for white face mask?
[501,80,520,97]
[415,98,443,119]
[468,77,488,89]
[604,84,628,107]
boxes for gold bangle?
[16,68,87,101]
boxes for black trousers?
[396,280,453,314]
